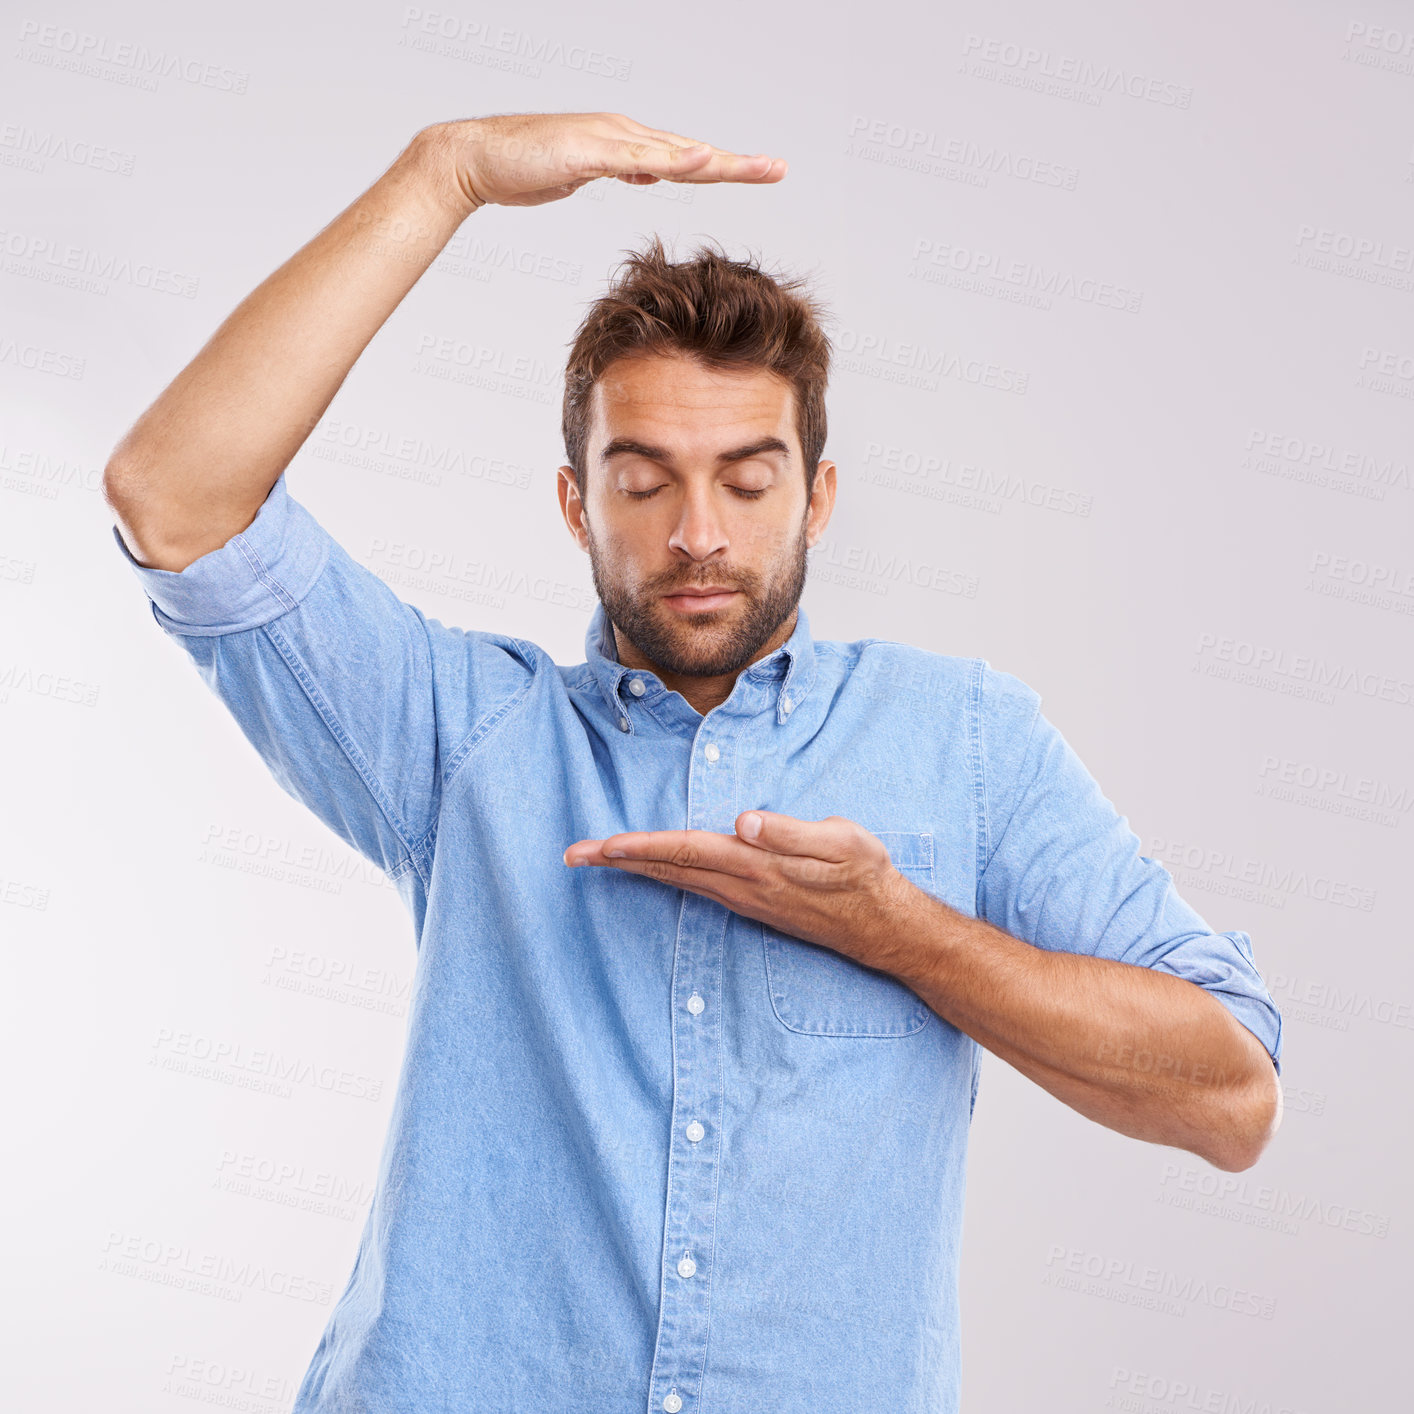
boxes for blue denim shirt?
[113,472,1282,1414]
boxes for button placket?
[646,726,734,1414]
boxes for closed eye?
[625,487,768,500]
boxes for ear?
[806,459,836,548]
[557,465,590,551]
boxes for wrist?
[406,123,484,224]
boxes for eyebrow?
[598,436,792,466]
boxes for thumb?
[736,811,863,863]
[735,809,814,853]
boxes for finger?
[611,115,722,150]
[563,838,605,867]
[566,136,710,180]
[577,137,779,185]
[596,119,788,183]
[734,811,862,862]
[666,149,784,184]
[599,853,743,908]
[598,829,762,877]
[613,119,786,181]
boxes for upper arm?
[112,472,536,890]
[975,664,1284,1077]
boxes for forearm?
[104,125,476,570]
[880,885,1281,1170]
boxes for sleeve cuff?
[111,472,332,636]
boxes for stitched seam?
[232,531,299,615]
[978,687,1045,891]
[405,820,438,879]
[440,646,538,789]
[263,618,427,886]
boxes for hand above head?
[422,111,788,213]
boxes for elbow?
[1203,1056,1283,1172]
[101,453,144,516]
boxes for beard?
[586,516,809,679]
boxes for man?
[105,112,1283,1414]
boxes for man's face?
[558,352,835,682]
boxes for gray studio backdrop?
[3,1,1410,1409]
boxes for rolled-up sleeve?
[112,473,535,892]
[975,663,1283,1077]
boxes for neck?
[613,606,798,717]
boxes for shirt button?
[704,742,719,762]
[628,678,646,696]
[781,694,793,714]
[618,716,630,731]
[685,1120,704,1142]
[677,1255,697,1278]
[687,993,704,1015]
[663,1394,682,1413]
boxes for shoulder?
[422,617,544,672]
[819,632,1039,718]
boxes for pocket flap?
[874,830,934,872]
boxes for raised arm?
[102,112,786,570]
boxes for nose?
[667,486,731,562]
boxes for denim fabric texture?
[113,472,1284,1414]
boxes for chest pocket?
[761,830,936,1038]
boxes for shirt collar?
[584,598,817,732]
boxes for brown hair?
[561,234,832,502]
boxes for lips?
[663,588,739,612]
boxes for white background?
[2,2,1411,1409]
